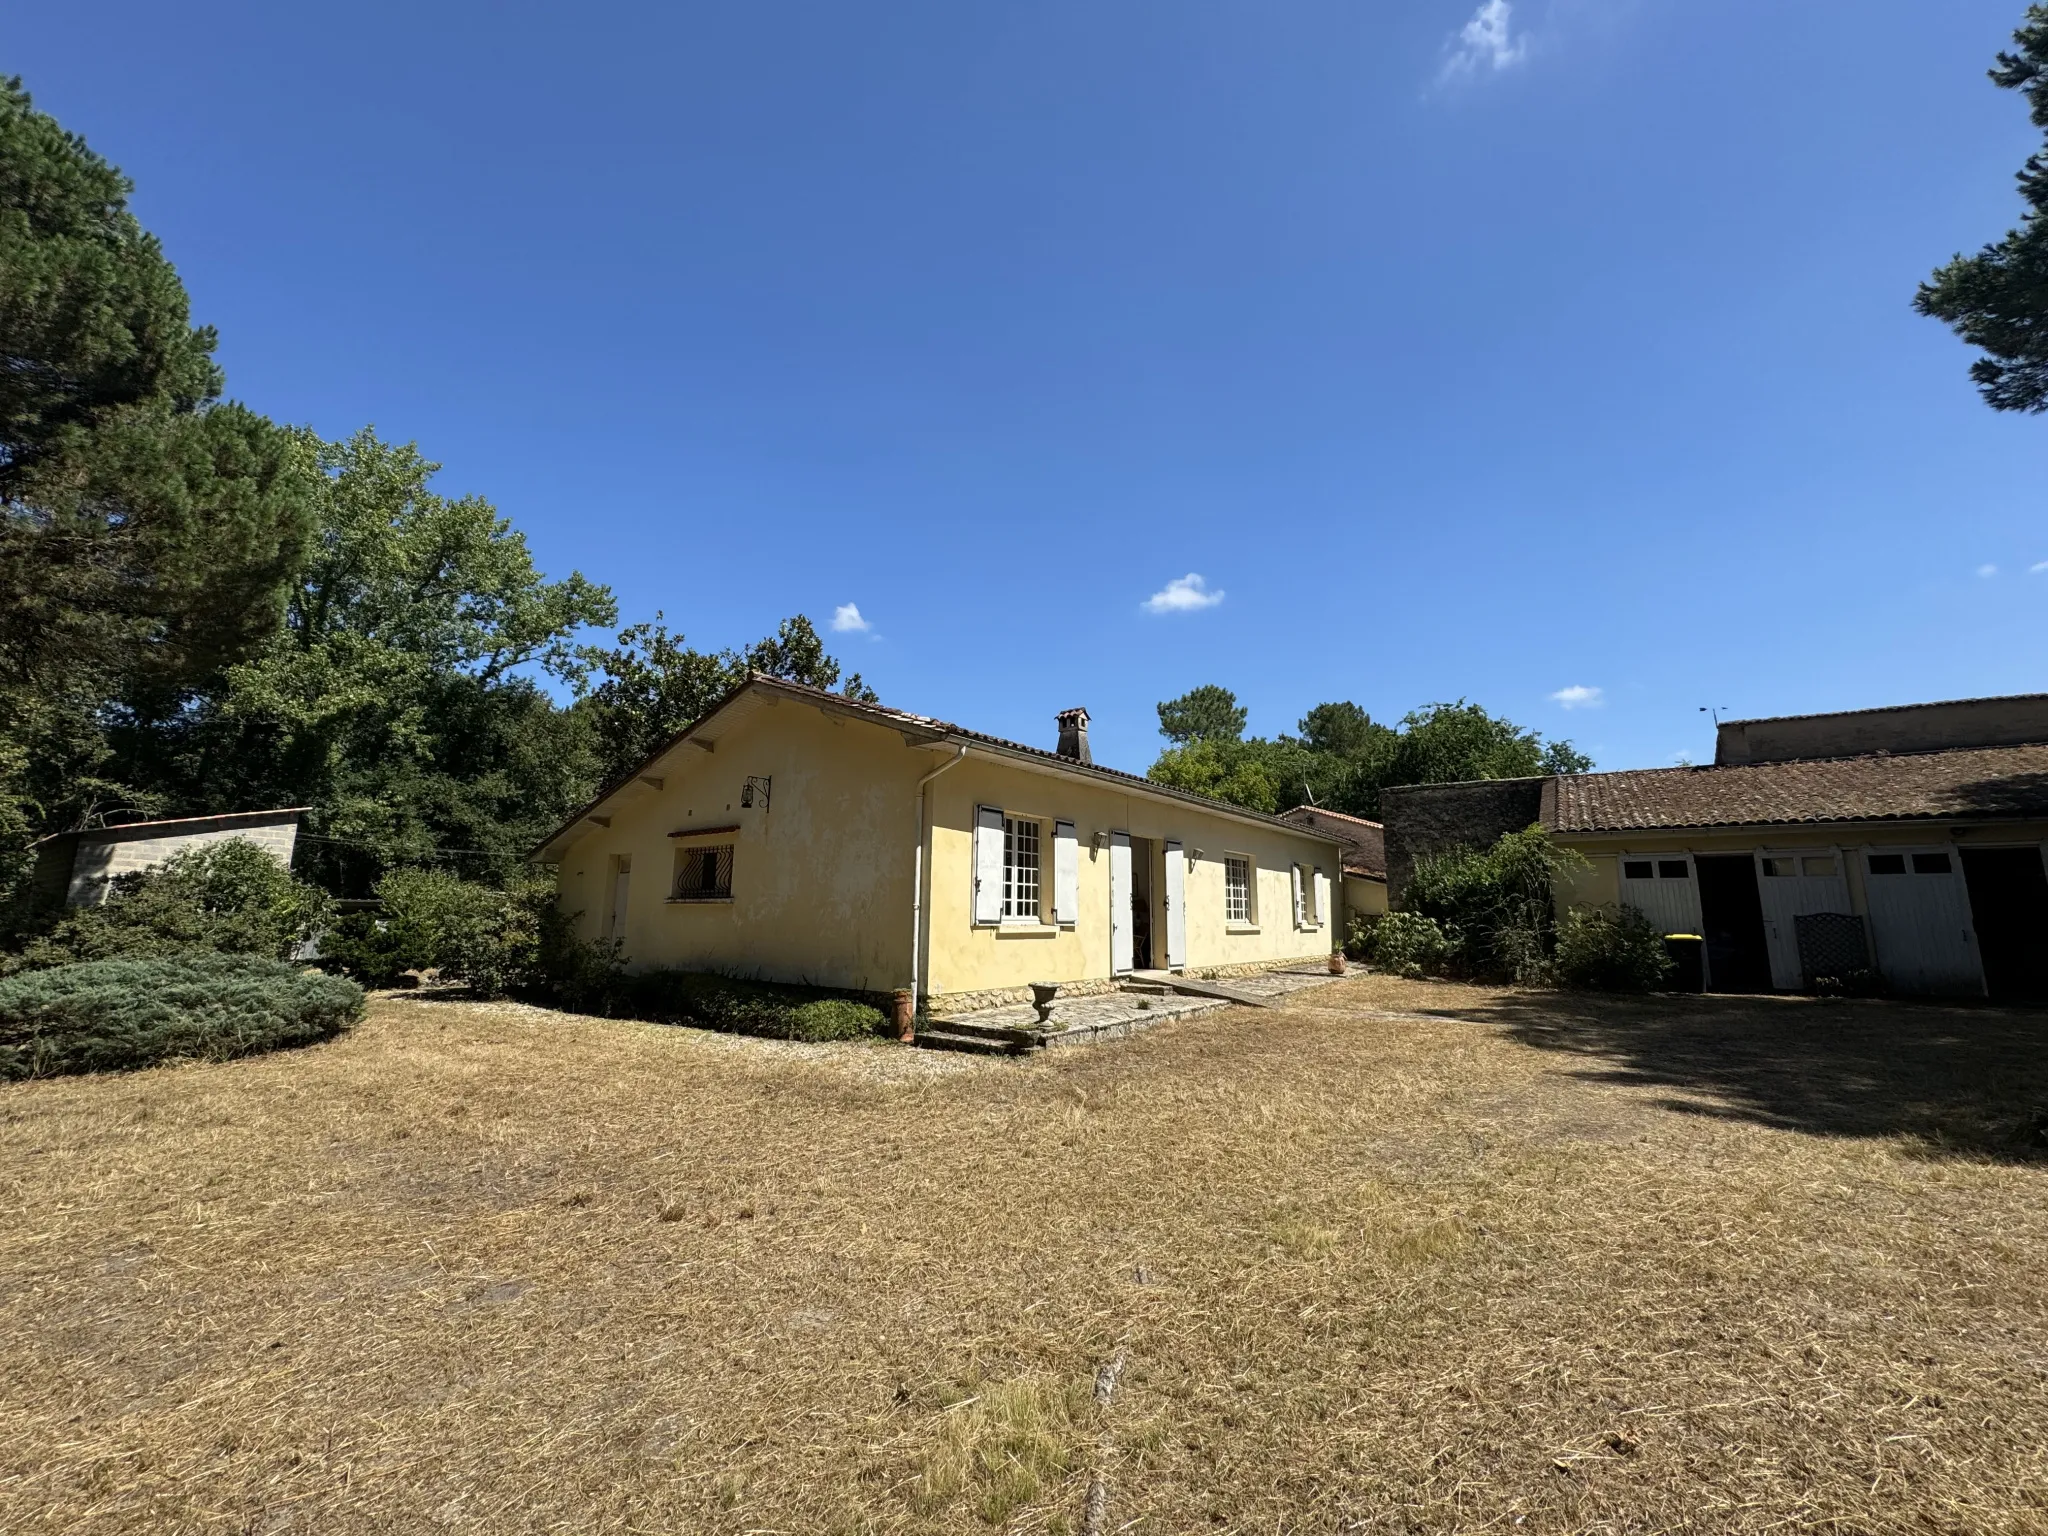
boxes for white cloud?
[1549,684,1603,710]
[1142,573,1225,615]
[2031,560,2048,575]
[1440,0,1527,81]
[830,602,871,634]
[1978,564,2000,579]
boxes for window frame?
[670,841,735,903]
[1001,814,1043,924]
[1223,853,1255,926]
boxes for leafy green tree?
[574,612,876,786]
[1294,701,1392,760]
[0,76,316,702]
[1157,685,1248,745]
[1378,701,1566,790]
[107,429,617,892]
[1,76,315,920]
[1146,740,1284,813]
[1916,6,2048,410]
[1147,692,1587,818]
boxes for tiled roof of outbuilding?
[1278,805,1386,878]
[1545,743,2048,833]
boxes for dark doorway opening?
[1962,848,2048,1001]
[1696,854,1773,993]
[1130,836,1155,971]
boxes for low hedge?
[0,954,365,1080]
[603,970,885,1043]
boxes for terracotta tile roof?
[1278,805,1386,878]
[533,675,1347,858]
[1545,743,2048,833]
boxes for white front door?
[1755,850,1854,990]
[1109,832,1133,974]
[1862,847,1983,995]
[1163,840,1187,969]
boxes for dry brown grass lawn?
[6,977,2048,1533]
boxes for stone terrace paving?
[928,965,1342,1051]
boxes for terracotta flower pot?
[891,988,916,1043]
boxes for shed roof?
[1544,744,2048,833]
[28,807,309,850]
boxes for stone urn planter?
[1029,982,1060,1025]
[1328,951,1347,975]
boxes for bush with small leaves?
[0,953,363,1079]
[9,839,332,974]
[1553,904,1676,993]
[1364,911,1457,979]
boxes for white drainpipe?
[909,745,969,1004]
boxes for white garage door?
[1618,854,1702,935]
[1756,850,1854,991]
[1861,847,1984,996]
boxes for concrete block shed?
[30,809,308,909]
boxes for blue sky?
[11,1,2045,773]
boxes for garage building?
[1383,693,2048,999]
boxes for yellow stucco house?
[533,677,1346,1011]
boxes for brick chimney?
[1055,707,1092,764]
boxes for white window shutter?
[1313,868,1331,929]
[973,806,1004,925]
[1053,820,1079,926]
[1290,864,1304,928]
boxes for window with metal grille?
[672,843,734,901]
[1224,855,1252,923]
[1002,816,1040,920]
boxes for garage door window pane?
[1802,856,1837,877]
[1624,861,1653,879]
[1657,860,1689,879]
[1868,853,1906,875]
[1762,858,1794,877]
[1912,852,1952,875]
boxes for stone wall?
[1716,694,2048,766]
[1379,778,1547,905]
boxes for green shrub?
[8,839,332,974]
[1553,904,1676,993]
[1403,826,1576,984]
[321,867,605,1000]
[0,953,364,1079]
[603,970,885,1042]
[1364,911,1457,979]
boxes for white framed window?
[671,843,733,901]
[1224,854,1253,924]
[1003,815,1041,921]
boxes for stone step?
[912,1027,1031,1057]
[923,1016,1043,1046]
